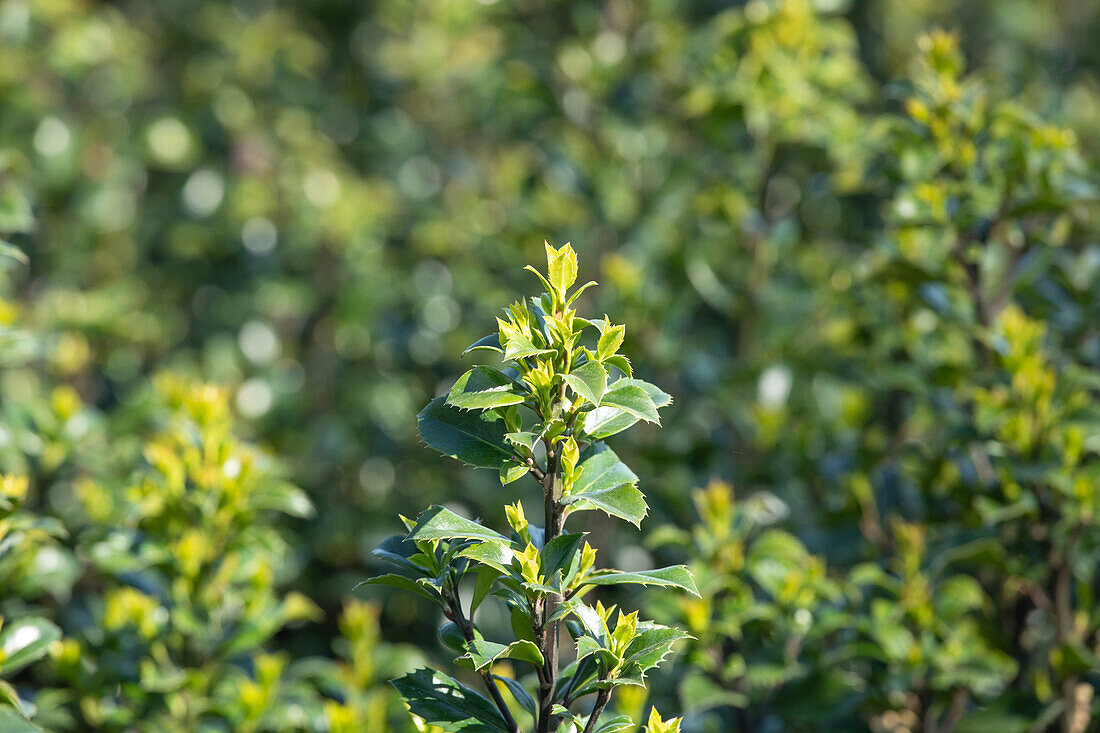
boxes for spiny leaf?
[620,624,692,672]
[565,445,647,527]
[391,669,510,733]
[580,566,699,597]
[502,331,553,362]
[601,381,660,424]
[499,460,529,485]
[418,396,514,469]
[545,241,578,294]
[458,639,544,671]
[462,333,504,356]
[458,540,518,576]
[407,505,510,544]
[448,366,526,410]
[567,483,648,528]
[584,379,671,438]
[563,360,607,407]
[596,321,625,361]
[355,574,442,605]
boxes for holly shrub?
[0,0,1098,732]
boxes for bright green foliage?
[321,599,430,733]
[367,245,695,733]
[0,0,1097,730]
[649,481,848,727]
[50,377,320,731]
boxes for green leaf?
[459,541,518,576]
[371,534,422,573]
[540,532,586,579]
[499,460,528,485]
[355,574,441,605]
[472,567,501,613]
[448,367,526,411]
[0,618,61,676]
[583,380,670,438]
[604,354,632,377]
[620,624,692,673]
[596,322,625,361]
[546,241,578,294]
[568,483,648,528]
[407,506,511,544]
[563,361,607,407]
[439,622,467,653]
[502,331,554,362]
[565,445,647,527]
[0,680,32,720]
[494,674,536,718]
[0,241,28,266]
[418,396,514,469]
[511,604,536,642]
[600,380,660,424]
[392,669,510,733]
[580,566,699,597]
[251,480,314,518]
[462,333,503,356]
[552,705,582,728]
[594,714,634,733]
[565,280,597,307]
[0,706,42,733]
[458,639,544,671]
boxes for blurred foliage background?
[0,0,1098,730]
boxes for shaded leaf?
[418,396,514,468]
[392,668,510,733]
[356,574,441,605]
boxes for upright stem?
[537,440,565,733]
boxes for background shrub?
[0,0,1097,730]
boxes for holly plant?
[363,243,698,733]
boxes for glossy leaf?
[563,361,607,407]
[448,366,526,411]
[356,574,441,605]
[391,668,511,733]
[407,505,510,544]
[565,445,646,527]
[462,333,503,356]
[580,566,699,597]
[584,380,671,438]
[418,396,514,468]
[600,380,661,424]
